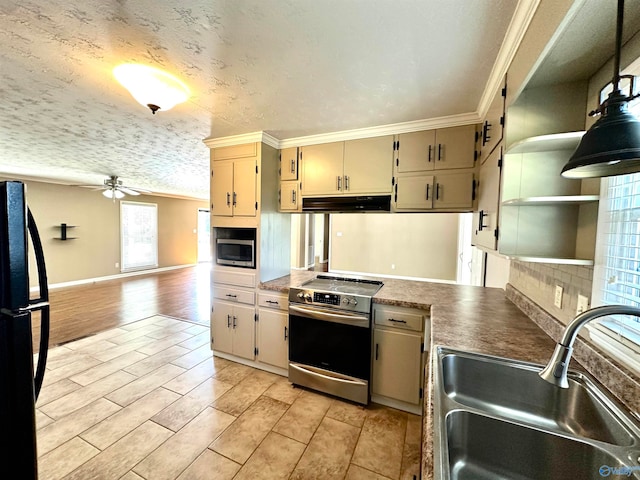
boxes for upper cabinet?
[300,136,394,197]
[472,145,502,250]
[280,147,298,181]
[480,78,507,161]
[396,125,476,173]
[211,156,257,217]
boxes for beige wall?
[4,179,207,287]
[329,213,460,281]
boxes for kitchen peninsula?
[259,271,640,479]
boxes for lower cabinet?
[212,299,255,361]
[372,304,427,409]
[257,308,288,369]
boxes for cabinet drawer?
[373,305,424,332]
[213,286,255,305]
[213,269,256,288]
[258,292,288,311]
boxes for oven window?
[218,242,252,262]
[289,314,371,380]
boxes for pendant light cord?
[613,0,624,92]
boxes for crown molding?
[477,0,541,118]
[203,131,279,149]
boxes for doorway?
[197,209,211,263]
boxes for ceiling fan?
[79,175,151,200]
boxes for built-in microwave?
[215,228,256,268]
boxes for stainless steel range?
[288,275,384,404]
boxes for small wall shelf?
[502,195,600,206]
[54,223,77,240]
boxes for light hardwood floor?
[33,265,422,480]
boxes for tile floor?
[35,315,422,480]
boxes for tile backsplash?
[509,260,593,325]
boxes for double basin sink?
[433,347,640,479]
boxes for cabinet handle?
[435,183,440,200]
[227,314,231,328]
[232,315,237,328]
[337,176,342,191]
[225,294,237,299]
[284,326,288,341]
[291,158,295,173]
[388,318,407,324]
[292,190,296,204]
[233,192,237,206]
[438,143,442,161]
[426,183,430,200]
[478,210,489,231]
[375,343,379,360]
[428,145,432,162]
[344,175,349,191]
[226,192,231,206]
[482,120,492,145]
[266,300,279,305]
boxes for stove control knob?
[304,293,313,301]
[297,292,305,299]
[342,298,349,304]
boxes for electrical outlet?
[554,285,563,309]
[577,294,590,315]
[115,262,119,269]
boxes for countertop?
[259,271,557,479]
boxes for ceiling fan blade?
[119,187,141,196]
[122,185,151,194]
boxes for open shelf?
[502,195,599,206]
[500,254,594,266]
[506,131,585,154]
[55,223,77,241]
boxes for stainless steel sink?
[433,347,640,480]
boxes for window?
[591,95,640,371]
[121,201,158,271]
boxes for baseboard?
[32,264,198,292]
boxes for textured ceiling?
[0,0,520,199]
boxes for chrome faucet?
[539,304,640,388]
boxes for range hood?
[302,195,391,213]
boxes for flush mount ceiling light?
[561,0,640,178]
[113,64,190,114]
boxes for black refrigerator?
[0,181,51,479]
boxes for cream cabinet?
[211,157,257,217]
[280,147,299,181]
[372,304,427,412]
[480,78,506,161]
[279,180,300,211]
[395,125,476,173]
[211,299,255,361]
[256,291,289,371]
[395,171,474,211]
[300,136,394,196]
[472,144,503,250]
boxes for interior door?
[211,161,233,216]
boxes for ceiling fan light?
[102,188,125,199]
[113,64,190,114]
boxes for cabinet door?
[433,171,474,210]
[395,175,434,210]
[343,136,394,194]
[212,300,234,354]
[480,78,506,160]
[434,125,476,170]
[396,130,436,173]
[472,146,502,250]
[232,158,257,216]
[279,180,300,211]
[232,303,256,360]
[372,328,422,405]
[257,309,288,369]
[280,147,298,181]
[300,142,344,196]
[211,161,234,217]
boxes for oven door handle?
[289,363,368,387]
[289,305,369,327]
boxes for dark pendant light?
[561,0,640,178]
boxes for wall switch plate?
[577,294,590,315]
[554,285,563,309]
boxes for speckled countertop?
[259,272,639,480]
